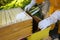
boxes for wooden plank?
[7,8,25,23]
[10,8,17,23]
[10,26,32,40]
[0,11,2,26]
[5,10,11,25]
[0,26,32,40]
[13,8,21,22]
[8,9,16,24]
[0,19,32,37]
[1,10,6,27]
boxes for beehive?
[0,8,32,40]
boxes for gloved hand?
[38,10,60,30]
[38,18,54,30]
[52,10,60,20]
[24,0,36,11]
[24,4,33,11]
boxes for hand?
[52,10,60,20]
[24,0,36,11]
[38,10,60,30]
[24,4,33,11]
[38,18,51,30]
[38,16,57,30]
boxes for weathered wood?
[0,26,32,40]
[0,8,32,40]
[0,8,32,28]
[0,19,32,36]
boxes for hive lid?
[0,8,32,28]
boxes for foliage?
[0,0,31,10]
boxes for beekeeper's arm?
[38,10,60,30]
[25,0,36,11]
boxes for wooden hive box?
[0,8,32,40]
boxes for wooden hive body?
[0,8,32,40]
